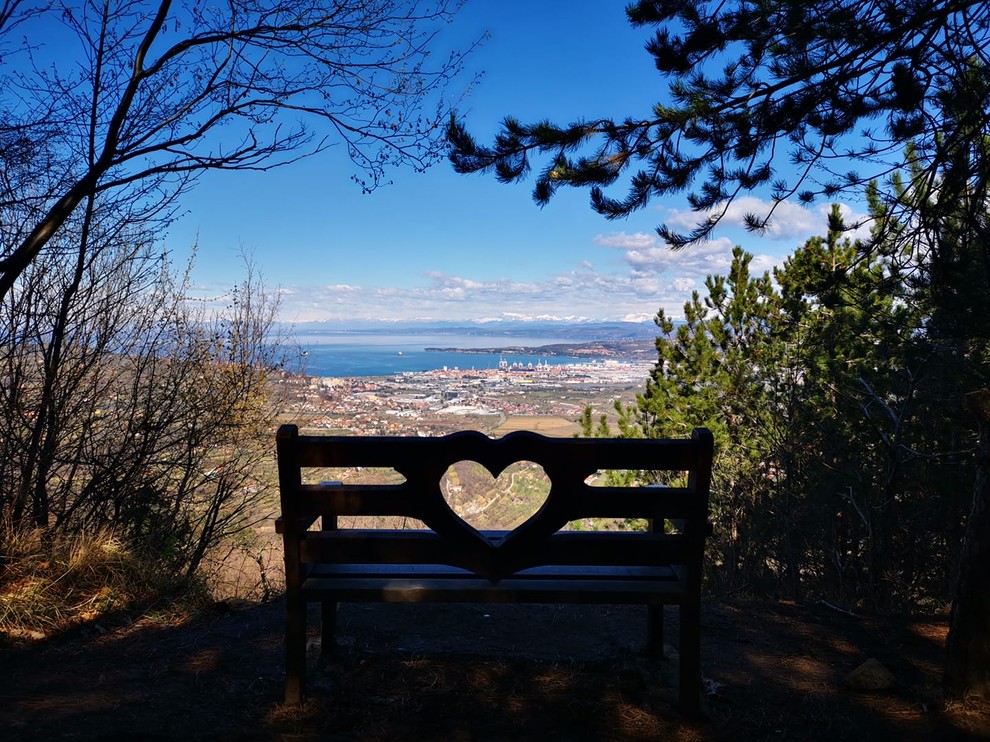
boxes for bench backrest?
[276,425,713,582]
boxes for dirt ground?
[1,599,988,741]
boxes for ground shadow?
[1,600,987,740]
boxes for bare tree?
[0,214,289,580]
[0,0,473,299]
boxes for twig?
[819,599,858,618]
[717,582,751,599]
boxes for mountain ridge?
[288,317,659,341]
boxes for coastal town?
[276,357,655,437]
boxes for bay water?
[295,333,593,378]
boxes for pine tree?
[451,2,990,695]
[448,1,989,247]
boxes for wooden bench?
[275,424,714,715]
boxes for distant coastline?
[423,339,655,360]
[295,331,657,377]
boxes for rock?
[845,658,895,691]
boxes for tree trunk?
[945,389,990,698]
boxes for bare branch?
[0,0,476,299]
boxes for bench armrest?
[275,515,320,535]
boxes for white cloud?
[593,231,658,250]
[663,196,849,241]
[592,231,785,291]
[749,253,778,275]
[619,236,735,274]
[279,233,800,323]
[825,203,874,242]
[726,197,820,239]
[322,283,363,292]
[273,203,859,324]
[276,263,706,323]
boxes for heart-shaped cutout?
[440,459,551,532]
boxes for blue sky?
[166,1,869,325]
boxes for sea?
[294,332,596,378]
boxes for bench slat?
[287,483,700,521]
[301,576,687,604]
[309,563,678,580]
[291,430,706,472]
[296,484,427,519]
[299,529,697,571]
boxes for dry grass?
[0,527,206,642]
[494,415,580,436]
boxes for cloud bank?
[223,197,869,323]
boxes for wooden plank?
[309,563,679,581]
[297,529,488,574]
[277,427,308,704]
[289,428,706,473]
[301,576,688,604]
[646,605,665,659]
[298,530,694,569]
[274,514,319,535]
[296,484,427,518]
[287,483,699,522]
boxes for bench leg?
[319,599,337,666]
[285,594,306,704]
[646,604,665,658]
[678,600,702,718]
